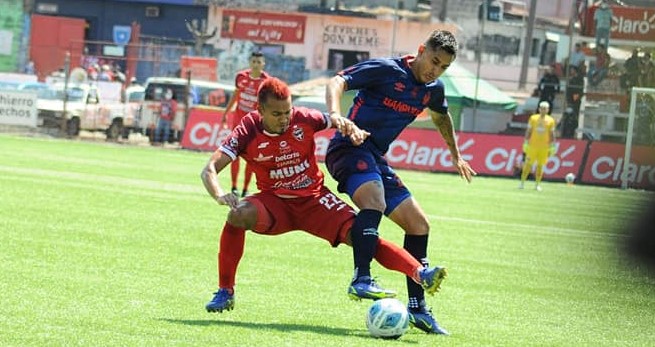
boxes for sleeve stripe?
[219,145,238,160]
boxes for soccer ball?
[366,298,409,339]
[565,172,576,184]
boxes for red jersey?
[219,107,331,197]
[159,99,177,121]
[234,69,270,118]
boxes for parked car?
[36,81,137,138]
[138,77,235,142]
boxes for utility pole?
[518,0,537,90]
[472,0,487,127]
[61,52,70,136]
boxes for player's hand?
[549,143,557,156]
[330,112,369,145]
[215,192,239,209]
[522,140,529,153]
[455,157,476,183]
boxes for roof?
[441,63,518,110]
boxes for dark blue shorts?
[325,145,411,216]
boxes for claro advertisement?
[181,109,655,190]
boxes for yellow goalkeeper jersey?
[527,114,555,149]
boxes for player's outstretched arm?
[429,109,476,182]
[200,150,238,208]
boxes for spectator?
[153,88,178,145]
[640,52,654,88]
[563,66,584,139]
[588,44,610,87]
[538,66,560,113]
[569,43,586,71]
[594,0,613,49]
[623,48,641,90]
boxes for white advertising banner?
[0,89,38,127]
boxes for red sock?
[230,159,240,190]
[374,238,421,280]
[218,223,246,289]
[243,163,254,192]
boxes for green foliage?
[0,134,654,346]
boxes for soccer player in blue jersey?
[324,30,476,335]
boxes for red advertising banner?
[182,114,652,190]
[315,128,588,179]
[180,107,230,151]
[585,6,655,42]
[581,141,655,190]
[180,56,217,81]
[220,9,306,44]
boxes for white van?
[139,77,235,142]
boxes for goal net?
[621,87,655,189]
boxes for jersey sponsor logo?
[275,152,300,163]
[269,159,310,179]
[254,153,274,162]
[422,93,430,105]
[382,97,423,116]
[271,174,314,190]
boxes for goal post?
[622,87,655,190]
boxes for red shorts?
[244,186,355,247]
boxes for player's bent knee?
[226,203,258,229]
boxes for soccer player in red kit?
[221,52,270,198]
[202,77,444,313]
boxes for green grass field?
[1,134,654,347]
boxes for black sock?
[404,234,429,302]
[350,209,382,280]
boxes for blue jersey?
[329,56,448,155]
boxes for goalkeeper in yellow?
[519,101,556,191]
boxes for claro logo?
[590,156,655,184]
[613,10,655,35]
[386,138,474,167]
[188,122,231,146]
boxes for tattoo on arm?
[431,111,459,160]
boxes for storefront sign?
[322,25,381,48]
[220,9,306,44]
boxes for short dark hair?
[425,30,458,57]
[251,51,264,58]
[257,77,290,105]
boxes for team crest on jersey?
[229,137,238,149]
[356,160,368,171]
[394,82,405,92]
[292,126,304,141]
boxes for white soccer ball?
[366,298,409,339]
[565,172,576,184]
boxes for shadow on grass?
[161,318,418,343]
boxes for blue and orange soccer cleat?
[418,266,448,295]
[408,305,449,335]
[206,288,235,313]
[347,276,397,301]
